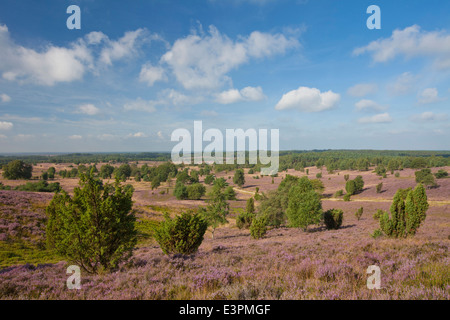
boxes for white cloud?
[139,63,167,86]
[157,131,164,139]
[354,25,450,69]
[0,121,13,130]
[216,86,265,104]
[99,29,146,65]
[128,132,147,138]
[355,99,387,112]
[77,104,100,116]
[417,88,444,104]
[0,24,151,86]
[275,86,340,112]
[98,134,116,141]
[69,135,82,140]
[123,98,159,113]
[347,83,378,97]
[1,93,11,103]
[163,89,204,106]
[388,72,418,96]
[358,113,392,124]
[410,111,448,122]
[161,25,299,89]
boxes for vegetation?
[153,211,207,255]
[45,173,137,274]
[379,184,429,238]
[355,207,364,221]
[233,169,245,187]
[323,209,344,230]
[434,169,448,179]
[376,182,383,194]
[250,217,267,239]
[2,160,33,180]
[415,169,436,187]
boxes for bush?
[250,217,267,239]
[395,172,400,178]
[344,174,350,181]
[371,229,383,239]
[355,207,363,221]
[224,186,236,200]
[236,211,254,229]
[415,169,436,187]
[376,182,383,194]
[334,189,343,197]
[343,194,351,202]
[373,209,384,220]
[173,181,188,200]
[233,169,245,187]
[316,172,322,179]
[345,180,356,195]
[153,211,207,255]
[435,170,448,179]
[186,183,206,200]
[204,174,215,185]
[46,174,137,273]
[323,209,343,230]
[379,184,429,238]
[15,181,61,193]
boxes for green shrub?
[371,229,383,239]
[323,209,344,230]
[186,183,206,200]
[173,181,188,200]
[395,172,400,178]
[15,181,61,193]
[435,170,448,179]
[343,193,351,201]
[355,207,363,221]
[376,182,383,194]
[316,172,322,179]
[344,174,350,181]
[153,211,207,255]
[373,209,384,220]
[250,217,267,239]
[204,174,215,185]
[236,212,254,229]
[224,186,236,200]
[334,189,343,197]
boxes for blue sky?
[0,0,449,153]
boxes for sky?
[0,0,449,153]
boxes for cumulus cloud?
[128,132,147,138]
[0,121,13,130]
[216,86,265,104]
[275,86,340,112]
[139,63,167,86]
[0,24,150,86]
[417,88,444,104]
[161,25,299,89]
[1,93,11,103]
[410,111,448,122]
[347,83,378,97]
[358,113,392,124]
[69,135,82,140]
[355,99,387,112]
[353,25,450,69]
[77,104,100,116]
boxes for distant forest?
[0,150,449,172]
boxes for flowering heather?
[0,167,449,300]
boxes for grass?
[0,240,62,269]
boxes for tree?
[174,181,188,200]
[250,217,267,239]
[45,173,137,274]
[376,182,383,194]
[204,174,215,185]
[224,186,237,200]
[233,169,245,187]
[47,167,56,179]
[151,175,161,190]
[199,180,230,239]
[354,175,364,192]
[115,163,132,181]
[434,169,448,179]
[153,211,207,255]
[246,197,255,215]
[345,180,356,195]
[2,160,33,180]
[100,164,114,179]
[355,207,364,221]
[286,184,322,231]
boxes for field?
[0,163,449,300]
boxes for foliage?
[334,189,343,197]
[173,181,188,200]
[373,209,384,220]
[250,216,267,239]
[415,169,436,187]
[100,164,114,179]
[434,169,448,179]
[286,183,322,231]
[323,209,344,230]
[2,160,33,180]
[199,179,230,239]
[46,173,137,273]
[153,211,207,255]
[186,183,206,200]
[15,181,61,193]
[343,194,351,202]
[355,207,364,221]
[379,184,429,238]
[236,211,255,230]
[371,229,383,239]
[233,169,245,187]
[376,182,383,194]
[204,174,215,185]
[316,172,322,179]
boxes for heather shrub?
[46,173,137,273]
[355,207,364,221]
[323,209,343,230]
[250,217,267,239]
[153,211,207,255]
[379,184,429,238]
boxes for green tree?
[47,167,56,179]
[323,209,344,230]
[2,160,33,180]
[415,169,436,187]
[199,180,230,239]
[345,180,356,195]
[46,173,137,274]
[250,216,267,239]
[115,164,132,181]
[173,181,188,200]
[186,183,206,200]
[376,182,383,194]
[204,174,215,185]
[355,207,364,221]
[434,169,448,179]
[233,169,245,187]
[224,186,237,200]
[99,164,114,179]
[286,185,322,231]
